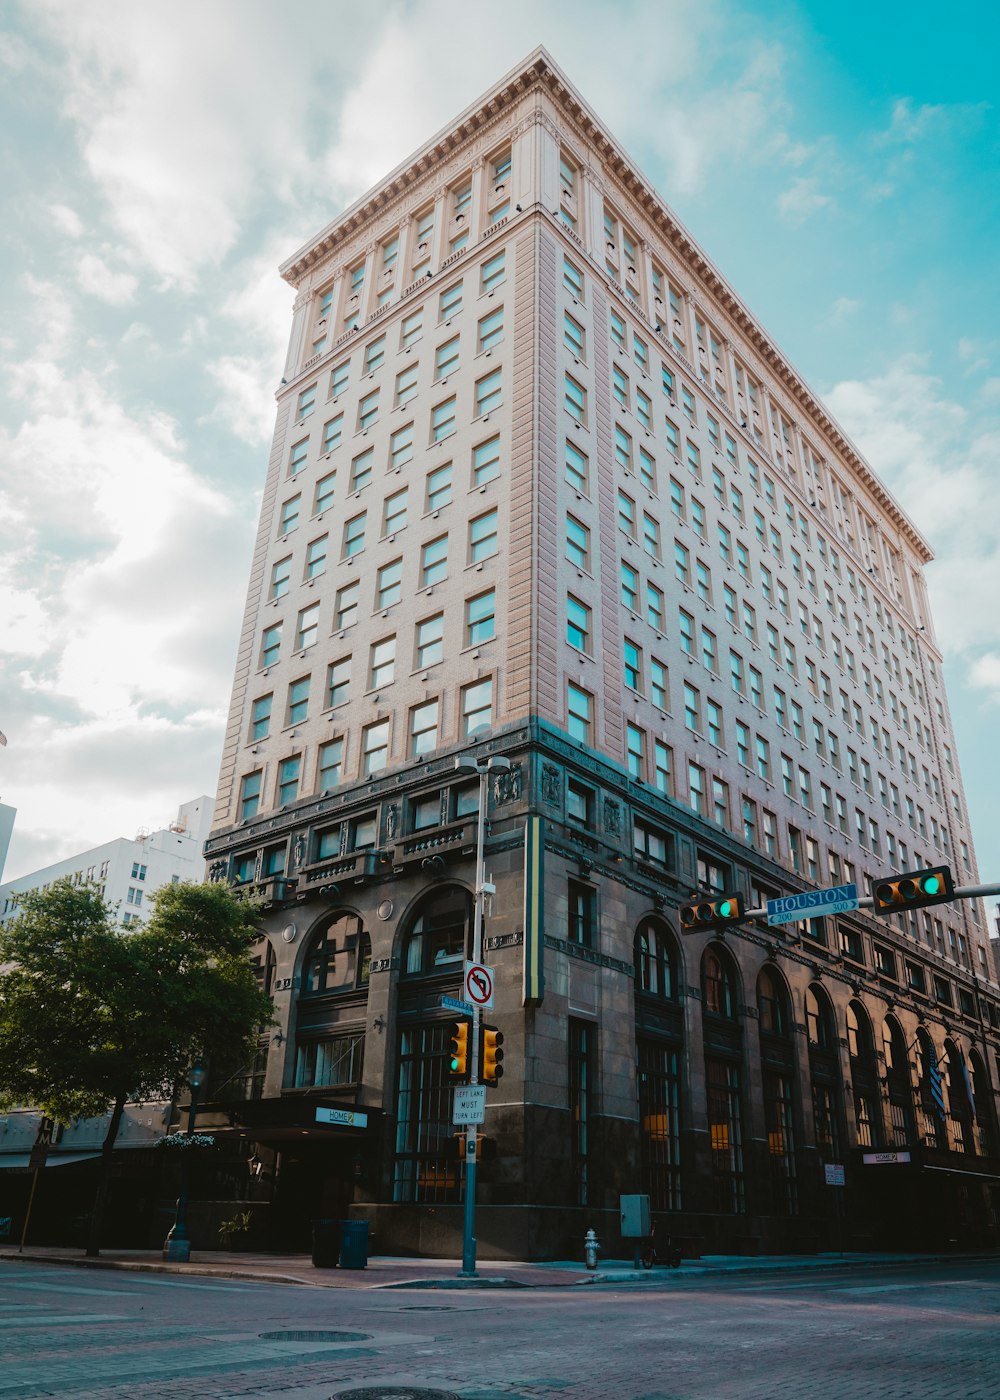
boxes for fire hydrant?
[584,1227,600,1270]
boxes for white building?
[0,796,214,927]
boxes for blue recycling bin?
[339,1218,369,1269]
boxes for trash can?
[338,1218,369,1270]
[311,1218,342,1268]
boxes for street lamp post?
[454,753,510,1279]
[163,1059,206,1263]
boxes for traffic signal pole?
[455,755,504,1279]
[739,881,1000,920]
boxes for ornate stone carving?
[603,798,621,836]
[493,762,522,805]
[541,763,560,804]
[291,834,306,870]
[386,804,399,840]
[208,860,228,884]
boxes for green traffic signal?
[872,865,954,916]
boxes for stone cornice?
[278,49,930,564]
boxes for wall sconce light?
[372,1015,386,1033]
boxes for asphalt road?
[1,1256,998,1399]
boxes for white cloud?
[969,654,1000,704]
[76,251,138,304]
[830,296,861,324]
[49,202,83,238]
[878,96,990,148]
[777,177,833,223]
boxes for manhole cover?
[260,1329,371,1342]
[334,1390,461,1400]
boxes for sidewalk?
[2,1243,992,1290]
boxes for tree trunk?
[85,1095,126,1257]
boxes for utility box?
[619,1194,651,1238]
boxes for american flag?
[925,1043,947,1119]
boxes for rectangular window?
[297,384,316,421]
[376,557,403,609]
[431,396,457,441]
[482,250,506,293]
[287,676,310,725]
[343,511,366,558]
[469,508,498,562]
[269,556,291,600]
[260,622,281,669]
[395,363,418,407]
[654,740,672,794]
[329,360,349,398]
[646,581,664,630]
[567,882,595,948]
[618,489,636,537]
[567,594,591,653]
[250,694,272,742]
[567,682,593,743]
[304,536,327,580]
[565,373,586,423]
[564,311,585,358]
[620,561,639,612]
[421,535,448,588]
[314,471,336,515]
[327,657,350,709]
[321,415,342,455]
[416,612,444,668]
[563,255,583,298]
[279,495,300,536]
[642,513,661,560]
[277,755,301,808]
[439,280,463,320]
[566,514,590,570]
[461,678,492,735]
[383,486,408,536]
[478,306,504,352]
[295,602,320,651]
[650,657,668,711]
[240,771,262,821]
[565,440,589,493]
[425,462,452,512]
[410,699,439,756]
[357,388,379,431]
[350,447,373,493]
[626,723,646,780]
[369,637,396,690]
[400,309,422,349]
[365,334,385,373]
[466,588,496,646]
[362,720,389,775]
[473,435,501,486]
[625,639,643,692]
[334,581,359,631]
[435,335,460,381]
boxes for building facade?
[202,50,1000,1260]
[0,796,215,928]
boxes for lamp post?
[453,752,510,1279]
[163,1059,206,1263]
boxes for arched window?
[945,1038,973,1154]
[970,1051,991,1154]
[847,1000,875,1064]
[757,966,790,1037]
[301,913,370,996]
[635,918,679,1000]
[805,985,832,1048]
[882,1015,914,1148]
[401,886,472,976]
[702,947,739,1019]
[915,1027,943,1148]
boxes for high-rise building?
[204,50,1000,1259]
[0,796,214,927]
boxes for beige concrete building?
[202,49,1000,1259]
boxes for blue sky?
[1,0,998,895]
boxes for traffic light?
[449,1020,470,1079]
[679,892,745,932]
[448,1134,497,1162]
[872,865,955,916]
[481,1025,504,1085]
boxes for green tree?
[0,878,273,1255]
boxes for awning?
[0,1152,101,1169]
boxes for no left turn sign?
[464,960,495,1010]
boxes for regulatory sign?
[824,1162,845,1187]
[315,1107,368,1129]
[453,1085,486,1125]
[442,993,475,1015]
[464,960,495,1009]
[863,1150,911,1166]
[766,883,858,927]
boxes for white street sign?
[315,1107,368,1129]
[824,1162,845,1187]
[464,960,495,1009]
[453,1085,486,1125]
[862,1150,911,1165]
[767,883,859,927]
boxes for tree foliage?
[0,878,274,1124]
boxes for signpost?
[766,883,858,927]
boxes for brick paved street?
[1,1257,998,1398]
